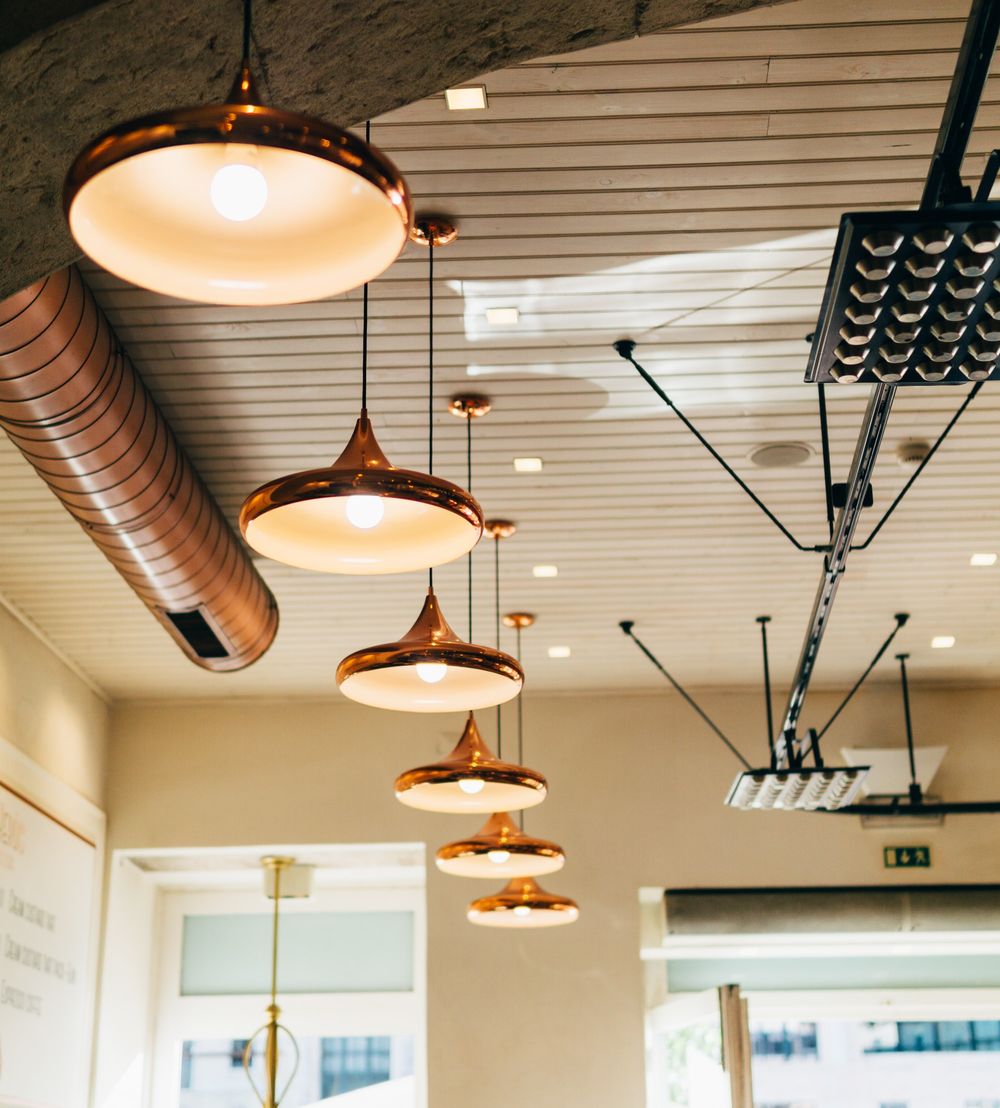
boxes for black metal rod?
[756,616,775,760]
[494,536,502,758]
[897,652,923,804]
[516,622,525,830]
[921,0,1000,208]
[814,613,910,742]
[851,382,983,550]
[619,621,752,770]
[817,383,835,544]
[242,0,252,66]
[614,341,817,553]
[831,801,1000,816]
[466,416,473,641]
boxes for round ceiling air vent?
[896,440,931,469]
[749,442,813,468]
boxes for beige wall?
[0,599,109,805]
[107,683,1000,1107]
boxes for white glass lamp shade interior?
[436,812,565,879]
[240,415,484,575]
[67,140,409,305]
[467,878,579,928]
[337,590,524,713]
[394,713,547,814]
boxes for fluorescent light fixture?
[485,306,519,326]
[532,565,558,578]
[445,85,488,111]
[513,457,544,473]
[931,635,956,649]
[970,552,998,566]
[725,767,869,811]
[547,646,571,659]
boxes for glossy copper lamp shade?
[467,877,580,928]
[337,590,524,712]
[64,68,411,305]
[240,412,484,574]
[436,811,564,878]
[395,713,547,813]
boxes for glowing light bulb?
[488,849,511,865]
[415,662,447,684]
[211,164,268,222]
[513,906,532,917]
[345,495,385,529]
[458,778,485,795]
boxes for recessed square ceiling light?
[970,552,998,566]
[547,645,571,659]
[931,635,956,649]
[486,307,519,326]
[513,457,543,473]
[445,85,489,111]
[532,565,558,578]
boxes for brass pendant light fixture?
[64,0,412,306]
[239,219,484,575]
[394,710,547,812]
[242,857,303,1106]
[467,877,580,928]
[336,365,522,711]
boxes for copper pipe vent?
[0,266,278,671]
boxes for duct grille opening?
[165,609,231,659]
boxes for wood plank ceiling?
[0,0,998,706]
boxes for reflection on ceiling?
[0,0,998,699]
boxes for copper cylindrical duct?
[0,266,278,671]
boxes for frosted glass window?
[181,911,413,996]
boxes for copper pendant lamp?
[467,877,579,928]
[436,810,564,878]
[63,0,411,306]
[394,711,546,811]
[239,229,484,575]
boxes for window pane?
[181,912,414,995]
[180,1035,415,1106]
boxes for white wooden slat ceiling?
[1,0,998,708]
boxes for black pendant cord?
[897,653,923,804]
[426,237,435,592]
[515,622,525,830]
[360,120,372,413]
[756,616,775,761]
[466,415,473,640]
[494,535,503,758]
[811,613,909,747]
[614,341,818,553]
[242,0,253,67]
[850,381,983,550]
[619,621,752,770]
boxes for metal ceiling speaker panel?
[806,208,1000,386]
[0,266,278,671]
[725,767,869,812]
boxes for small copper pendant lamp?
[64,0,411,306]
[467,876,579,928]
[436,810,564,878]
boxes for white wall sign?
[0,738,104,1108]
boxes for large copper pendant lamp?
[437,810,564,878]
[467,877,579,928]
[336,377,522,712]
[394,710,546,812]
[239,226,483,574]
[63,0,412,305]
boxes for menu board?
[0,780,98,1108]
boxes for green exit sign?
[884,845,932,869]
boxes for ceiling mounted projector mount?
[64,0,412,305]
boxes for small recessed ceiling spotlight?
[445,86,489,111]
[547,646,571,659]
[970,552,998,566]
[749,442,813,469]
[486,307,519,326]
[931,635,956,649]
[533,565,558,578]
[513,457,544,473]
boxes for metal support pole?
[897,653,923,805]
[756,616,775,762]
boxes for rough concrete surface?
[0,0,787,300]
